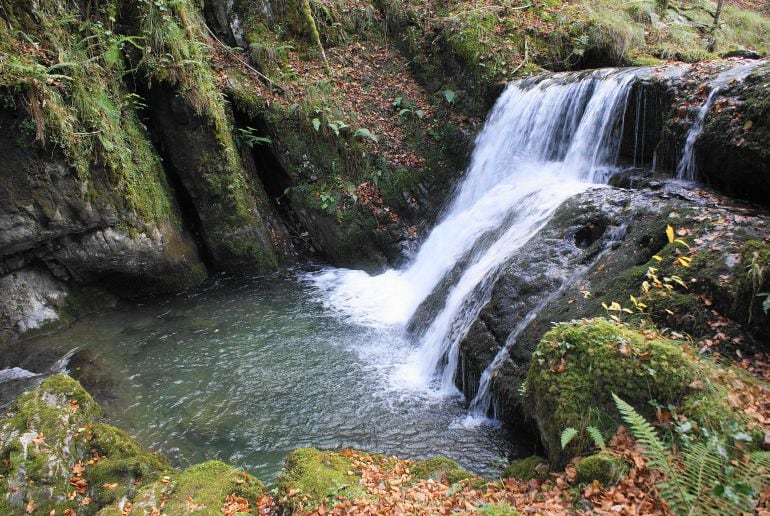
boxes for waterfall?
[310,67,643,395]
[676,61,761,182]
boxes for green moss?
[478,501,521,515]
[87,423,170,506]
[0,375,99,513]
[575,452,628,485]
[276,448,365,510]
[501,456,549,482]
[411,456,478,485]
[524,319,697,466]
[4,374,101,434]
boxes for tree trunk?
[300,0,330,73]
[709,0,725,52]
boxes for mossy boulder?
[0,375,174,513]
[575,452,628,486]
[0,374,100,513]
[112,460,264,516]
[0,375,260,515]
[276,448,365,511]
[86,423,170,507]
[500,456,549,482]
[411,456,478,485]
[523,319,698,466]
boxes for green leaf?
[586,426,606,450]
[443,89,457,104]
[312,118,321,132]
[415,109,425,119]
[560,427,578,449]
[354,128,378,143]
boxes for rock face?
[695,62,770,205]
[458,182,770,431]
[142,84,283,271]
[0,107,206,341]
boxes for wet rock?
[458,183,770,432]
[141,84,281,272]
[695,63,770,206]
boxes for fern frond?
[561,427,579,450]
[586,425,606,450]
[612,394,693,514]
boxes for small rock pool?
[12,269,523,481]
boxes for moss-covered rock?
[575,452,628,486]
[523,319,698,466]
[411,456,477,485]
[112,460,264,516]
[86,423,170,507]
[0,375,100,513]
[500,456,549,482]
[276,448,365,511]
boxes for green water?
[27,270,520,481]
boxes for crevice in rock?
[229,102,315,256]
[131,83,216,271]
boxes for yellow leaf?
[677,256,692,267]
[666,224,675,243]
[674,238,691,249]
[652,255,663,262]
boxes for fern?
[561,427,579,449]
[586,425,606,450]
[613,394,770,515]
[612,394,693,513]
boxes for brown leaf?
[25,499,36,514]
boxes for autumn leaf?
[72,461,85,476]
[25,499,36,514]
[666,224,675,243]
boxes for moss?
[575,452,628,485]
[87,423,170,506]
[411,456,478,485]
[501,456,549,482]
[478,501,521,515]
[523,319,698,466]
[276,448,365,510]
[0,375,100,513]
[0,3,181,229]
[4,374,101,435]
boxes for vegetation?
[614,394,770,515]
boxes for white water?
[676,61,762,181]
[310,68,643,398]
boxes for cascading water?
[676,61,762,181]
[310,67,645,397]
